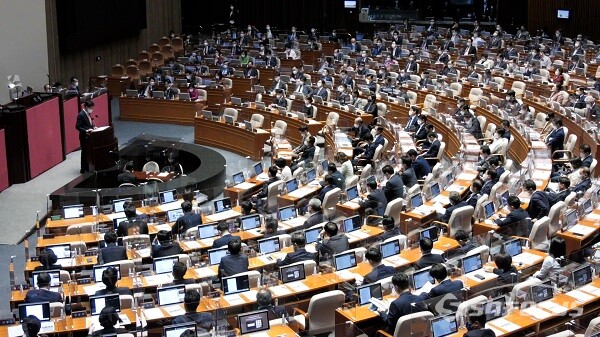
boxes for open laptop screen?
[208,247,229,265]
[280,263,306,283]
[159,189,177,204]
[164,323,197,337]
[431,314,458,337]
[46,244,71,259]
[90,293,121,315]
[420,226,438,242]
[167,208,184,222]
[381,239,401,259]
[112,198,132,213]
[258,237,280,254]
[157,284,186,306]
[93,265,122,283]
[213,197,232,213]
[413,268,435,290]
[253,162,263,176]
[240,214,261,231]
[63,204,84,219]
[485,296,507,321]
[238,310,270,335]
[286,178,299,193]
[334,251,357,271]
[502,238,522,257]
[305,226,323,244]
[18,302,51,322]
[153,256,179,274]
[573,265,593,288]
[342,215,362,233]
[462,254,483,274]
[197,223,219,239]
[346,186,359,201]
[278,205,297,221]
[357,283,383,306]
[531,281,553,303]
[430,182,440,198]
[232,172,245,185]
[222,274,250,295]
[483,201,495,219]
[411,194,424,208]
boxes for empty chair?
[434,206,475,237]
[122,234,151,249]
[265,180,285,213]
[111,64,125,77]
[271,120,287,136]
[119,295,134,309]
[292,290,345,336]
[250,114,264,129]
[138,60,152,76]
[322,187,341,220]
[359,164,372,180]
[151,52,164,67]
[143,161,160,173]
[157,37,170,47]
[292,167,304,179]
[547,201,565,236]
[514,216,550,250]
[170,37,184,52]
[66,223,95,235]
[137,51,150,61]
[511,81,526,98]
[449,82,462,96]
[223,107,239,123]
[384,199,404,226]
[510,277,543,304]
[376,102,388,119]
[125,65,139,80]
[326,112,339,127]
[161,44,174,59]
[377,311,434,337]
[103,260,135,276]
[468,87,483,104]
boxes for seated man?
[352,133,377,164]
[98,231,127,264]
[116,201,149,237]
[262,217,285,238]
[480,170,498,196]
[290,136,316,171]
[168,261,195,285]
[546,176,571,205]
[399,156,418,188]
[117,162,136,185]
[464,179,483,209]
[34,248,61,271]
[316,222,350,259]
[213,222,240,248]
[172,201,202,238]
[414,238,445,270]
[90,307,128,336]
[359,180,388,216]
[363,247,396,284]
[218,238,249,277]
[421,132,441,162]
[256,289,288,320]
[24,272,63,303]
[378,273,427,333]
[407,149,431,179]
[382,165,404,202]
[494,195,529,236]
[173,290,214,332]
[449,230,477,258]
[94,267,132,296]
[523,179,549,222]
[464,306,497,337]
[275,157,293,182]
[277,232,316,266]
[438,192,467,223]
[151,230,183,258]
[424,263,464,299]
[316,175,336,201]
[21,316,42,337]
[302,198,324,230]
[320,163,344,189]
[378,216,399,241]
[573,167,592,194]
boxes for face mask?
[317,82,322,88]
[150,82,155,86]
[292,70,297,74]
[338,87,344,92]
[74,82,79,87]
[88,109,94,114]
[354,123,359,128]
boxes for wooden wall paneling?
[527,0,600,41]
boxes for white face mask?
[354,123,359,128]
[317,82,322,88]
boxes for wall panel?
[527,0,600,41]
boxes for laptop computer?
[213,197,232,213]
[178,92,190,101]
[224,115,235,125]
[152,91,165,99]
[153,256,179,274]
[381,239,401,259]
[305,169,317,183]
[231,97,242,105]
[112,217,127,229]
[502,238,522,257]
[563,209,578,231]
[202,110,212,119]
[166,208,184,222]
[253,162,263,176]
[484,296,507,321]
[410,193,424,209]
[320,160,329,172]
[412,267,435,290]
[164,322,197,337]
[245,121,254,131]
[46,244,72,259]
[305,226,323,244]
[342,215,362,233]
[483,201,496,219]
[63,204,84,219]
[93,265,122,283]
[18,302,51,322]
[237,310,270,335]
[222,274,250,295]
[531,281,553,303]
[431,313,458,337]
[208,247,229,265]
[572,264,593,288]
[197,223,219,239]
[254,85,265,93]
[278,205,297,221]
[280,263,306,284]
[126,89,138,97]
[346,185,359,202]
[90,293,121,315]
[420,226,438,242]
[112,198,132,213]
[461,254,483,274]
[258,237,281,254]
[582,198,593,215]
[157,284,186,306]
[286,178,299,193]
[31,271,60,290]
[232,171,245,185]
[159,189,177,204]
[255,101,266,110]
[357,283,383,306]
[429,182,441,199]
[334,251,357,271]
[240,214,261,231]
[444,172,454,187]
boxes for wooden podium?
[87,126,118,171]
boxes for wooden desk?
[223,176,266,203]
[132,170,178,182]
[277,184,322,207]
[119,96,197,125]
[45,214,111,234]
[194,117,271,161]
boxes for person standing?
[75,100,95,173]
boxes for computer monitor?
[445,172,454,186]
[572,265,593,288]
[46,244,71,259]
[31,271,61,289]
[258,237,281,254]
[153,91,165,99]
[531,281,553,303]
[305,226,323,244]
[357,283,383,306]
[500,190,509,208]
[232,171,245,185]
[334,251,357,271]
[484,296,507,322]
[420,226,439,242]
[18,302,51,322]
[63,204,84,219]
[166,208,184,222]
[321,160,329,172]
[381,239,401,259]
[429,182,441,199]
[213,197,232,213]
[280,263,306,284]
[153,256,179,274]
[342,215,362,233]
[582,198,593,215]
[483,201,496,219]
[431,314,458,337]
[462,254,483,274]
[253,162,263,176]
[159,189,177,204]
[346,186,359,201]
[208,247,229,265]
[410,193,424,209]
[222,274,250,295]
[197,223,219,239]
[278,205,297,221]
[502,238,522,257]
[157,284,186,306]
[112,198,132,213]
[413,267,435,290]
[93,265,122,283]
[90,293,121,315]
[306,169,316,183]
[237,310,270,335]
[286,178,299,193]
[164,323,197,337]
[112,217,127,229]
[564,209,578,229]
[240,214,261,231]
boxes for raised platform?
[49,134,226,208]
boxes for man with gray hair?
[276,232,316,266]
[302,198,323,230]
[256,289,288,320]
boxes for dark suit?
[404,115,419,132]
[258,304,288,321]
[172,212,202,237]
[151,242,183,258]
[414,124,428,141]
[464,329,497,337]
[468,119,483,140]
[312,87,328,100]
[379,228,401,241]
[582,155,594,168]
[245,68,258,78]
[173,312,214,332]
[426,279,464,299]
[362,142,379,161]
[404,61,418,73]
[364,264,396,284]
[400,168,418,188]
[546,127,565,155]
[359,188,388,216]
[117,172,136,184]
[481,180,496,197]
[412,157,431,179]
[363,101,378,118]
[24,289,62,303]
[75,109,94,173]
[116,218,149,237]
[218,253,249,277]
[99,243,127,264]
[526,191,549,219]
[317,184,335,201]
[257,177,278,199]
[465,192,481,209]
[213,234,240,248]
[277,248,316,266]
[573,178,591,194]
[423,139,440,158]
[383,174,404,202]
[495,208,528,236]
[352,124,370,140]
[94,287,132,296]
[302,212,324,230]
[317,234,350,257]
[439,201,467,223]
[493,266,519,286]
[380,291,427,333]
[414,252,445,270]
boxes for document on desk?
[565,289,596,303]
[164,304,186,317]
[432,195,450,205]
[56,258,74,267]
[104,212,126,220]
[584,212,600,221]
[445,185,466,193]
[83,283,106,295]
[384,256,410,266]
[348,230,370,240]
[157,172,170,177]
[144,274,173,286]
[158,202,182,212]
[234,182,256,190]
[282,216,307,228]
[193,266,217,278]
[343,200,361,208]
[199,238,214,247]
[335,270,356,281]
[488,318,522,332]
[182,240,202,250]
[223,294,246,305]
[287,187,315,198]
[456,172,478,181]
[258,254,277,264]
[256,173,269,181]
[286,281,310,292]
[521,306,553,320]
[486,326,505,337]
[144,307,165,320]
[465,271,498,282]
[136,247,151,258]
[568,224,596,236]
[205,210,241,222]
[579,284,600,296]
[269,285,292,296]
[511,252,542,266]
[153,224,172,232]
[537,301,569,314]
[241,290,258,301]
